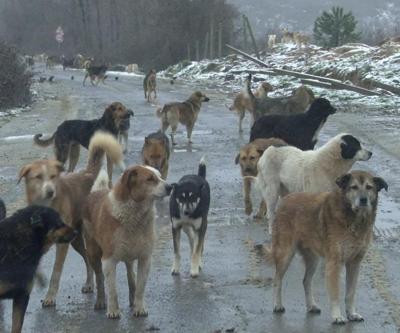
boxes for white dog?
[267,34,277,49]
[255,133,372,233]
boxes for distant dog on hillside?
[170,158,210,277]
[142,131,171,179]
[83,64,108,86]
[157,91,210,145]
[143,69,157,102]
[250,97,336,150]
[0,206,77,333]
[267,34,277,49]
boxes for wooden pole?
[210,18,214,59]
[195,40,200,61]
[218,23,223,58]
[204,33,209,59]
[242,15,248,51]
[244,15,260,59]
[187,44,191,61]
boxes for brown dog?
[229,80,274,132]
[18,132,124,308]
[157,91,209,145]
[266,170,387,324]
[143,69,157,102]
[82,165,172,319]
[235,138,286,218]
[141,131,170,179]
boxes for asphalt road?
[0,65,400,333]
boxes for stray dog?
[250,97,336,150]
[267,170,387,324]
[0,198,5,220]
[293,32,310,49]
[0,205,77,333]
[246,74,314,120]
[82,165,172,319]
[256,134,372,231]
[45,55,58,69]
[157,91,210,145]
[34,102,129,180]
[235,138,286,218]
[229,78,274,132]
[19,132,124,307]
[170,158,210,277]
[118,109,134,154]
[61,55,74,70]
[83,64,108,86]
[143,69,157,102]
[267,34,277,49]
[142,131,170,179]
[281,28,294,44]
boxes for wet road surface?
[0,66,400,332]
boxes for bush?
[0,41,32,109]
[313,6,360,48]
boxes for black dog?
[250,97,336,150]
[61,56,75,71]
[0,205,77,333]
[34,102,130,173]
[83,64,108,86]
[0,198,5,220]
[169,158,210,278]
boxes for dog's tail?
[246,74,256,103]
[86,131,125,178]
[33,133,55,147]
[257,244,274,264]
[225,103,235,111]
[198,156,206,179]
[0,198,6,220]
[91,169,109,192]
[156,106,164,118]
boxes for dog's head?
[103,102,130,133]
[171,180,205,217]
[307,97,336,117]
[190,91,210,103]
[339,134,372,161]
[235,144,264,176]
[28,206,77,251]
[259,82,274,95]
[114,165,172,202]
[118,109,134,131]
[336,171,387,213]
[293,85,315,106]
[18,160,64,205]
[143,136,169,176]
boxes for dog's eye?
[250,156,256,160]
[366,185,373,190]
[50,175,57,180]
[350,185,358,190]
[147,176,155,182]
[35,175,43,180]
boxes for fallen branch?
[300,79,337,90]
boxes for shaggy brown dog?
[141,131,170,179]
[34,102,129,180]
[235,138,286,218]
[229,80,274,132]
[157,91,209,145]
[18,132,124,308]
[82,165,171,319]
[143,69,157,102]
[266,170,387,325]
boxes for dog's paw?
[81,283,94,294]
[307,305,321,314]
[107,309,121,319]
[347,312,364,322]
[94,299,106,310]
[273,305,285,313]
[42,297,56,308]
[245,204,253,216]
[171,269,180,276]
[133,306,148,317]
[332,316,346,325]
[190,268,200,278]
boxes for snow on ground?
[160,42,400,112]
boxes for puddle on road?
[0,134,34,141]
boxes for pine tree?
[313,6,360,48]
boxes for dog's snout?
[204,97,210,102]
[367,151,372,158]
[359,197,368,206]
[46,189,55,199]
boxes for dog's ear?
[102,103,118,130]
[235,154,240,164]
[170,183,178,194]
[18,164,31,184]
[144,137,150,145]
[128,109,134,117]
[336,173,352,190]
[51,160,64,174]
[256,149,264,157]
[373,177,388,192]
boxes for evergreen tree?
[313,6,360,48]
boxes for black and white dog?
[170,158,210,278]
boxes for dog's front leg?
[103,258,120,319]
[11,292,29,333]
[243,177,253,215]
[125,261,136,307]
[42,243,69,307]
[326,258,345,324]
[345,255,364,322]
[71,234,94,293]
[134,256,151,317]
[186,125,193,144]
[255,200,267,220]
[190,232,202,278]
[171,227,182,275]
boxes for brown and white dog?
[157,91,209,145]
[142,131,170,179]
[235,138,286,218]
[18,132,125,307]
[266,170,387,324]
[82,165,172,319]
[229,79,274,132]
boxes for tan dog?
[141,131,170,179]
[229,80,274,132]
[281,28,294,44]
[18,132,124,307]
[157,91,209,145]
[143,69,157,102]
[235,138,286,218]
[266,170,387,324]
[82,165,172,319]
[294,32,310,49]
